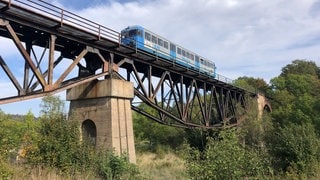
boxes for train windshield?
[127,29,142,37]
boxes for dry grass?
[136,152,188,180]
[10,165,98,180]
[5,152,187,179]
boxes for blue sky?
[1,0,320,116]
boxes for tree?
[270,60,320,127]
[266,59,320,176]
[281,60,320,78]
[133,103,186,152]
[267,122,320,175]
[40,95,65,118]
[234,76,270,95]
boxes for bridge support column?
[66,79,136,163]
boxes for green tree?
[270,60,320,127]
[234,76,270,95]
[266,59,320,176]
[40,95,65,118]
[267,122,320,175]
[281,60,320,78]
[133,103,186,152]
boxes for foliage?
[234,76,270,95]
[267,59,320,176]
[280,60,320,78]
[39,95,65,118]
[267,122,320,175]
[25,95,140,178]
[0,109,30,179]
[185,128,269,179]
[270,60,320,127]
[0,110,27,158]
[133,103,186,152]
[97,152,140,179]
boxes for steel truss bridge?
[0,0,257,128]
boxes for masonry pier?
[66,78,136,163]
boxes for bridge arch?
[264,103,272,113]
[81,119,97,146]
[257,94,272,119]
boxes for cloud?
[56,0,319,80]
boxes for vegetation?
[0,96,140,179]
[0,59,319,179]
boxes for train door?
[134,29,144,49]
[195,55,200,69]
[170,43,176,60]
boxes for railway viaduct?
[0,0,271,163]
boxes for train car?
[121,25,216,78]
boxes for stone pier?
[66,78,136,163]
[257,94,272,119]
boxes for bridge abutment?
[66,78,136,163]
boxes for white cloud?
[66,0,320,77]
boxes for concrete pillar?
[66,79,136,163]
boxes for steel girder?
[0,18,111,104]
[114,59,248,128]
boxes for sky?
[0,0,320,116]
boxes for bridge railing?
[2,0,121,42]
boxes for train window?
[182,50,186,57]
[129,30,137,36]
[170,43,176,52]
[164,41,168,49]
[158,38,164,47]
[191,54,194,61]
[200,59,204,64]
[152,35,157,43]
[121,31,129,38]
[177,47,181,55]
[129,29,142,37]
[195,56,199,62]
[186,52,190,59]
[145,32,151,41]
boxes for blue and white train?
[121,25,216,78]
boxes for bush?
[24,96,140,178]
[0,158,13,179]
[98,152,140,179]
[185,128,269,179]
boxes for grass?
[136,151,188,180]
[3,151,187,180]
